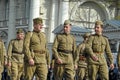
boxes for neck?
[33,30,40,33]
[96,33,102,36]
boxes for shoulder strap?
[30,32,33,38]
[11,39,15,45]
[26,31,33,39]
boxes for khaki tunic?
[24,31,48,63]
[86,34,113,80]
[7,39,24,80]
[23,31,50,80]
[7,39,24,63]
[52,33,76,80]
[0,39,7,79]
[52,33,76,64]
[117,45,120,68]
[86,34,113,65]
[76,41,88,80]
[76,41,88,67]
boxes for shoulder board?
[102,35,108,38]
[26,31,33,35]
[25,31,33,38]
[41,32,46,35]
[70,34,75,38]
[10,39,16,43]
[56,33,63,36]
[41,32,45,34]
[27,31,32,33]
[57,33,63,35]
[90,34,95,36]
[71,34,75,37]
[56,33,64,38]
[11,39,16,41]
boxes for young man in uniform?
[23,18,50,80]
[0,37,7,80]
[7,28,24,80]
[76,33,90,80]
[52,20,77,80]
[86,20,114,80]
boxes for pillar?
[7,0,16,45]
[28,0,40,31]
[58,0,69,25]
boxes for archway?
[69,0,110,29]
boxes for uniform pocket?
[92,41,99,52]
[101,41,106,51]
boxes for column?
[58,0,69,25]
[48,0,59,43]
[28,0,40,31]
[116,41,120,52]
[7,0,16,45]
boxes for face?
[94,24,103,35]
[85,37,89,41]
[64,24,71,34]
[17,33,24,40]
[34,23,43,31]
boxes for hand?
[4,61,7,66]
[110,63,114,70]
[56,58,63,64]
[91,55,98,61]
[7,62,11,67]
[74,65,78,70]
[51,65,54,69]
[48,65,50,69]
[29,58,34,65]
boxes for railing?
[16,18,28,26]
[0,20,8,28]
[0,18,29,28]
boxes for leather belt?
[57,49,72,53]
[33,50,45,54]
[94,52,104,54]
[12,51,23,54]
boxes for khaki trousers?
[24,63,48,80]
[11,62,24,80]
[54,63,74,80]
[0,65,3,80]
[77,67,88,80]
[88,64,108,80]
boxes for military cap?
[82,33,90,38]
[95,20,103,25]
[33,17,43,24]
[64,20,71,25]
[17,28,24,34]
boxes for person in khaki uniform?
[52,20,77,80]
[86,20,114,80]
[0,38,7,79]
[117,44,120,71]
[76,33,90,80]
[7,28,24,80]
[23,17,50,80]
[47,54,55,80]
[35,49,50,80]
